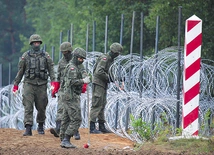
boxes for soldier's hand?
[51,82,60,98]
[83,76,91,84]
[12,85,18,95]
[82,83,88,93]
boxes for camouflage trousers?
[90,84,107,123]
[22,82,48,126]
[59,93,82,139]
[55,92,64,122]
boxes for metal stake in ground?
[84,24,90,148]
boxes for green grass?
[130,114,214,154]
[169,138,213,154]
[137,137,214,154]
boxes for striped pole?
[182,15,202,136]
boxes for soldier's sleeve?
[14,52,27,85]
[67,65,84,86]
[46,52,56,81]
[56,60,61,82]
[79,64,87,78]
[94,56,109,82]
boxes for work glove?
[83,76,91,84]
[82,83,88,93]
[51,81,60,98]
[12,85,18,95]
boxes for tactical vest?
[24,51,48,80]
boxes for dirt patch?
[0,128,208,155]
[0,128,134,155]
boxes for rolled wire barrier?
[1,47,214,143]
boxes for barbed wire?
[1,47,214,143]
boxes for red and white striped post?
[182,15,202,136]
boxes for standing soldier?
[90,42,123,134]
[60,47,90,148]
[12,34,57,136]
[50,42,87,140]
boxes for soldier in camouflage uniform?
[90,43,123,134]
[12,34,57,136]
[50,42,87,140]
[59,47,90,148]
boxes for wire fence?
[1,47,214,143]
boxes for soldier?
[90,42,123,134]
[59,47,90,148]
[50,42,86,140]
[12,34,57,136]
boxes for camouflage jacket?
[63,61,85,99]
[92,53,113,89]
[57,56,87,94]
[14,49,55,85]
[56,57,69,94]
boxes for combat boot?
[90,121,102,134]
[60,132,64,142]
[50,120,61,137]
[23,124,32,136]
[37,123,45,134]
[99,122,111,133]
[60,134,76,148]
[73,130,80,140]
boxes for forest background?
[0,0,214,87]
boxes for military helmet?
[110,42,123,53]
[73,47,86,59]
[60,42,73,52]
[29,34,42,45]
